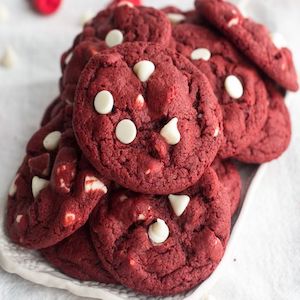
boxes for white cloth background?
[0,0,299,299]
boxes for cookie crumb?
[1,46,17,69]
[0,4,9,23]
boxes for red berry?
[125,0,141,5]
[32,0,62,15]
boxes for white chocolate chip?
[64,52,73,65]
[271,32,287,49]
[59,178,70,193]
[1,46,17,69]
[105,29,124,48]
[15,215,23,224]
[129,259,136,266]
[94,90,114,114]
[117,1,134,7]
[80,10,94,26]
[32,176,49,199]
[84,176,107,193]
[168,194,190,217]
[0,4,9,23]
[224,75,244,99]
[213,127,220,137]
[191,48,211,61]
[57,165,67,173]
[167,13,186,24]
[43,131,62,151]
[137,214,146,220]
[228,17,239,28]
[148,219,169,244]
[135,94,145,109]
[160,117,181,145]
[116,119,137,144]
[119,194,128,201]
[133,60,155,82]
[64,212,76,226]
[8,174,19,197]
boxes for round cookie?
[81,5,171,48]
[41,225,117,283]
[236,83,291,164]
[172,23,269,158]
[195,0,298,92]
[61,41,107,104]
[6,107,109,249]
[90,167,231,296]
[73,42,223,194]
[212,159,241,216]
[60,5,172,104]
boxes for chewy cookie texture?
[5,0,297,297]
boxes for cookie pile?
[5,0,297,296]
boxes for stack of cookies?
[5,0,298,296]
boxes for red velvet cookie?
[212,159,241,216]
[90,167,231,296]
[60,5,172,104]
[195,0,298,92]
[73,42,223,194]
[236,83,291,164]
[61,41,107,105]
[172,23,269,158]
[41,225,117,283]
[6,107,109,249]
[63,4,172,60]
[80,5,171,47]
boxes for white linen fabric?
[0,0,299,299]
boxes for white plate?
[0,164,265,300]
